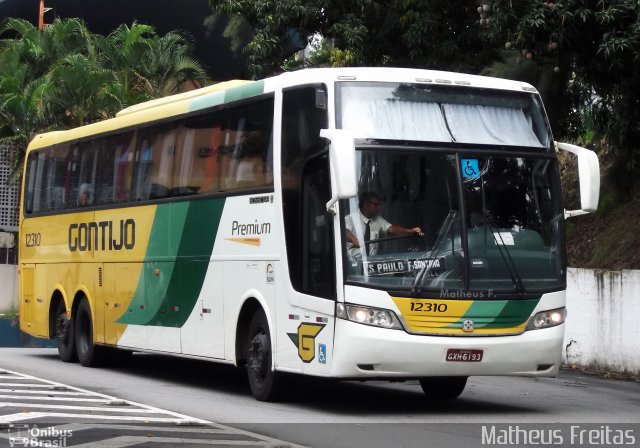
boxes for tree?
[138,31,207,98]
[0,18,207,178]
[45,53,120,127]
[480,0,640,191]
[209,0,497,78]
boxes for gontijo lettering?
[231,220,271,236]
[69,219,135,252]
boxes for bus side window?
[95,132,134,205]
[76,145,98,207]
[44,144,70,211]
[174,126,201,196]
[24,151,42,214]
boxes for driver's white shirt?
[345,210,391,259]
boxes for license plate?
[446,348,484,362]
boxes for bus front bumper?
[330,318,564,378]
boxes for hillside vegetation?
[560,146,640,270]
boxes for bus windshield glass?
[337,82,562,294]
[340,151,564,294]
[336,82,551,149]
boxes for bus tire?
[419,377,468,400]
[245,310,282,401]
[55,301,77,363]
[75,298,107,367]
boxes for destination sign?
[364,258,446,276]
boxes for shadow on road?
[29,350,539,417]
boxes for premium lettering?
[69,219,135,252]
[231,220,271,236]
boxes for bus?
[19,68,599,401]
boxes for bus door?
[279,86,336,374]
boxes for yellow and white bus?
[19,68,599,401]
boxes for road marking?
[0,412,197,423]
[69,437,273,447]
[0,394,111,403]
[0,368,308,447]
[0,388,93,395]
[0,368,209,424]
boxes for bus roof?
[273,67,538,94]
[26,67,538,151]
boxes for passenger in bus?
[78,183,93,207]
[345,191,424,259]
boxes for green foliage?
[210,0,640,192]
[209,0,498,78]
[480,0,640,193]
[0,18,206,177]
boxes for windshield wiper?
[481,211,526,294]
[411,210,456,296]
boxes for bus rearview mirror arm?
[320,129,358,214]
[555,142,600,218]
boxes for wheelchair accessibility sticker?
[319,343,327,364]
[461,159,480,179]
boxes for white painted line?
[0,368,210,424]
[0,412,195,423]
[0,402,174,413]
[0,394,112,403]
[68,437,270,447]
[0,388,93,396]
[0,383,60,388]
[67,423,231,434]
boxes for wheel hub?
[247,332,268,378]
[56,314,70,345]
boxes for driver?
[345,191,424,259]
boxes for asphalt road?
[1,348,639,448]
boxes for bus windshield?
[340,150,565,294]
[337,82,562,294]
[336,82,551,149]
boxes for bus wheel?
[419,377,468,400]
[55,301,77,363]
[245,310,281,401]
[75,298,107,367]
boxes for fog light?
[526,307,566,330]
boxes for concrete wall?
[564,268,640,374]
[0,264,17,313]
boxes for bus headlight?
[526,307,566,330]
[336,303,403,330]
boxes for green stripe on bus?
[476,298,539,329]
[189,91,225,112]
[224,81,265,103]
[117,204,184,325]
[147,198,225,326]
[117,198,225,327]
[445,298,539,329]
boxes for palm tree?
[139,31,207,97]
[1,18,210,180]
[96,22,156,107]
[45,53,121,127]
[0,33,51,178]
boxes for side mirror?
[320,129,357,212]
[556,142,600,218]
